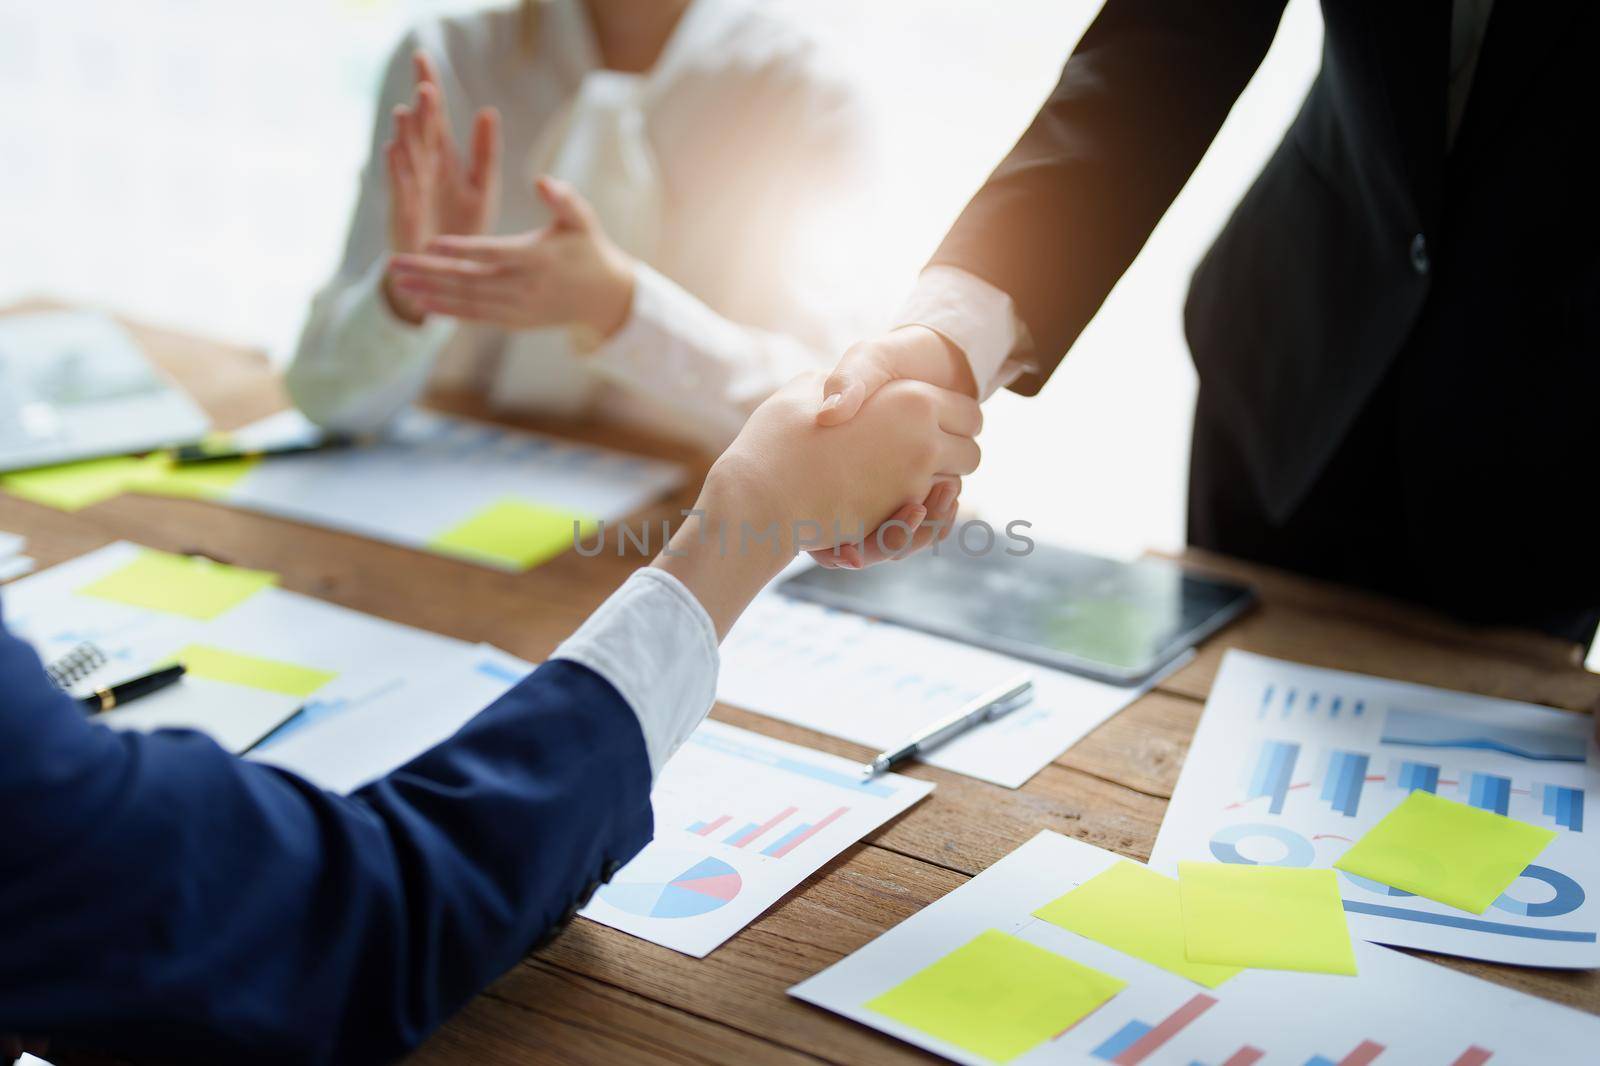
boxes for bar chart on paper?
[792,833,1600,1066]
[1153,652,1600,967]
[581,720,933,957]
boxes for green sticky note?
[429,498,595,570]
[1035,861,1240,989]
[79,549,278,620]
[865,929,1126,1063]
[1335,790,1557,914]
[171,644,335,698]
[129,452,259,500]
[1178,862,1357,975]
[1,456,148,511]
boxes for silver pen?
[861,674,1035,778]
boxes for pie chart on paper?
[596,852,743,919]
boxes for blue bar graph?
[1245,740,1300,814]
[1393,759,1440,794]
[1258,686,1363,720]
[1092,1021,1150,1061]
[723,822,760,845]
[764,823,811,856]
[1467,772,1511,816]
[1320,751,1370,817]
[1542,784,1584,831]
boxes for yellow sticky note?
[172,644,335,698]
[1035,861,1240,989]
[429,498,595,570]
[865,929,1126,1063]
[79,549,278,620]
[129,452,259,500]
[1,456,148,511]
[1335,790,1557,914]
[1178,862,1357,975]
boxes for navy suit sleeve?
[930,0,1288,393]
[0,597,654,1065]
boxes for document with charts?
[793,831,1600,1066]
[580,719,933,957]
[1150,651,1600,967]
[2,541,519,759]
[717,588,1184,788]
[138,408,685,570]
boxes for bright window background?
[0,0,1322,561]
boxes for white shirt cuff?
[550,566,720,779]
[349,259,456,363]
[583,262,750,446]
[290,261,456,434]
[897,265,1035,401]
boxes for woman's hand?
[388,177,635,337]
[384,50,501,323]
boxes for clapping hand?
[388,177,635,337]
[383,50,501,322]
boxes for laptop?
[0,311,212,473]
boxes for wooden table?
[5,307,1599,1065]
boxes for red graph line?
[1337,1039,1385,1066]
[769,806,850,858]
[729,806,798,848]
[1221,1049,1265,1066]
[1113,994,1218,1065]
[1450,1047,1493,1066]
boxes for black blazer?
[933,1,1596,589]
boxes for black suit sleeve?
[930,0,1289,394]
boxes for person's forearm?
[651,475,792,640]
[892,325,978,398]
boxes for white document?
[0,311,211,471]
[793,831,1600,1065]
[1,530,24,558]
[718,589,1181,788]
[580,719,933,957]
[251,644,533,793]
[2,542,488,753]
[1149,651,1600,968]
[190,408,685,568]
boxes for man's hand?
[383,50,501,323]
[388,177,635,337]
[810,325,980,567]
[654,372,982,637]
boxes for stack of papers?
[2,542,523,757]
[581,719,933,957]
[0,529,32,582]
[794,832,1600,1065]
[718,587,1186,788]
[1150,651,1600,967]
[0,408,686,570]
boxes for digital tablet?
[780,542,1255,685]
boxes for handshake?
[656,327,981,637]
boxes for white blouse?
[287,0,871,452]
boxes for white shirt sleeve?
[897,264,1037,401]
[282,31,458,436]
[285,261,456,434]
[581,262,831,447]
[550,566,720,779]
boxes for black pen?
[241,705,308,755]
[81,663,186,714]
[172,435,355,465]
[861,674,1035,778]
